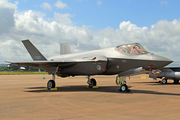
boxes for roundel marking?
[96,65,101,70]
[116,65,120,69]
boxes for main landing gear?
[161,78,167,84]
[87,76,97,88]
[47,74,56,90]
[161,78,179,84]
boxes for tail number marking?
[35,56,41,60]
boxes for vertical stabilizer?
[60,43,72,55]
[22,39,47,61]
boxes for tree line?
[0,65,45,72]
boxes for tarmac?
[0,74,180,120]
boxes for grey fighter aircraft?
[6,40,172,92]
[149,67,180,84]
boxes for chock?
[44,88,57,90]
[87,86,99,88]
[51,88,57,90]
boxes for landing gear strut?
[87,76,97,88]
[47,74,56,90]
[173,80,179,84]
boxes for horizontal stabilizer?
[22,40,47,61]
[60,43,72,55]
[6,63,25,70]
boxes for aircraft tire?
[161,79,167,84]
[120,84,128,92]
[89,78,96,88]
[173,80,179,84]
[47,80,56,90]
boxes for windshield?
[116,43,148,54]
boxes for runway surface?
[0,74,180,120]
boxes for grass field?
[0,71,48,75]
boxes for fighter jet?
[149,67,180,84]
[6,40,172,92]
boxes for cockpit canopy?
[116,43,148,54]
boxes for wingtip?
[5,61,13,63]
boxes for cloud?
[54,12,73,25]
[161,0,168,6]
[40,2,52,11]
[1,0,180,64]
[0,0,18,35]
[54,0,68,9]
[0,0,18,8]
[97,1,101,5]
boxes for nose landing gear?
[116,75,130,92]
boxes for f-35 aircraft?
[149,67,180,84]
[6,40,172,92]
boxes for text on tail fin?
[22,39,47,61]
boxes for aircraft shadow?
[25,85,125,93]
[131,90,180,96]
[25,85,180,96]
[139,82,180,85]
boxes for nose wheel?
[120,84,128,92]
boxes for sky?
[0,0,180,64]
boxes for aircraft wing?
[6,56,107,73]
[6,60,91,69]
[5,61,76,72]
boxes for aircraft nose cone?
[151,54,173,69]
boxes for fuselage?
[47,45,172,76]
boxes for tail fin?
[22,39,47,61]
[60,43,72,55]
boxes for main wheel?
[89,78,96,88]
[173,80,179,84]
[161,79,167,84]
[120,84,128,92]
[47,80,55,90]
